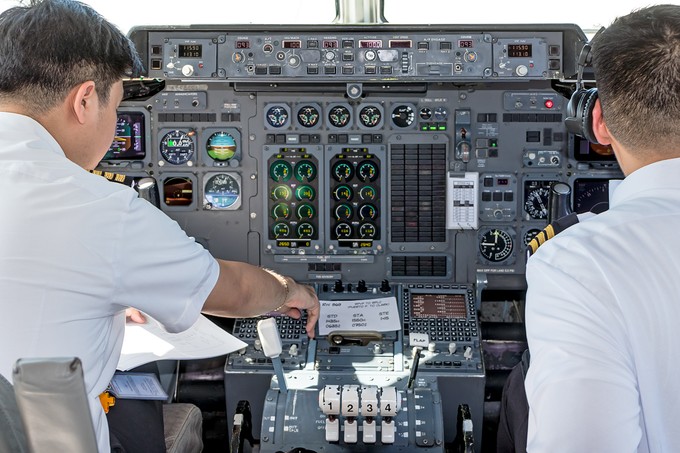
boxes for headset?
[564,27,605,144]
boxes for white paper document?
[318,296,401,336]
[118,314,247,371]
[109,372,168,400]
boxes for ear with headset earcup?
[564,87,599,144]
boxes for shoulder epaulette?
[527,212,580,257]
[90,170,135,187]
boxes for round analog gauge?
[433,106,449,121]
[297,204,315,220]
[294,160,317,182]
[297,223,315,239]
[524,187,551,219]
[266,105,289,128]
[419,107,432,120]
[358,203,378,221]
[273,223,290,239]
[160,130,195,165]
[332,160,354,182]
[359,223,377,239]
[359,105,382,128]
[295,185,316,201]
[357,160,379,182]
[523,228,542,246]
[271,203,291,220]
[359,186,376,201]
[204,174,240,209]
[269,160,292,182]
[335,223,352,239]
[391,105,416,127]
[297,105,320,128]
[206,131,237,161]
[335,204,353,221]
[479,229,514,262]
[271,185,292,201]
[333,185,353,201]
[328,105,351,128]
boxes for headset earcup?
[564,87,599,144]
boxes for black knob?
[357,280,367,293]
[380,279,391,293]
[334,279,344,293]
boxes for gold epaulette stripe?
[527,224,557,257]
[545,224,555,240]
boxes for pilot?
[0,1,319,452]
[524,5,680,452]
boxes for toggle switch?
[343,418,358,443]
[381,418,396,444]
[362,418,377,443]
[325,416,339,442]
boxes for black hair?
[592,4,680,153]
[0,0,143,113]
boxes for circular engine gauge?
[204,173,241,210]
[295,160,317,182]
[207,131,237,161]
[359,105,382,128]
[328,105,351,128]
[479,229,514,262]
[266,105,290,128]
[297,105,320,128]
[332,160,354,182]
[160,130,195,165]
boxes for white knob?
[515,65,528,77]
[181,64,195,76]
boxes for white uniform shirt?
[525,157,680,452]
[0,113,219,452]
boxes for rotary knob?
[181,64,195,77]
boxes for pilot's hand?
[277,280,320,339]
[125,308,147,324]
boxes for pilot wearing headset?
[524,4,680,452]
[0,1,319,452]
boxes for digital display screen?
[103,111,146,161]
[283,40,301,49]
[458,39,474,48]
[178,44,202,58]
[507,44,532,58]
[389,40,412,48]
[574,136,617,162]
[235,40,250,49]
[323,40,338,48]
[411,293,467,319]
[573,178,610,214]
[359,39,383,48]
